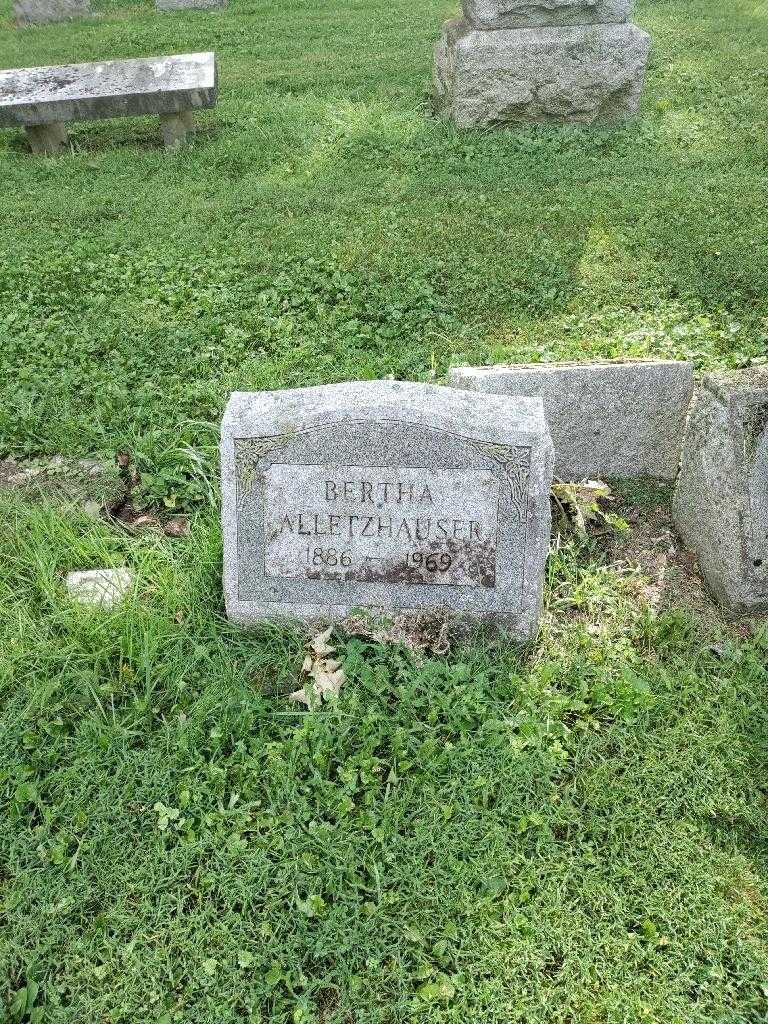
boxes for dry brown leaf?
[164,516,190,538]
[290,629,345,705]
[310,626,335,657]
[288,686,311,706]
[289,663,347,705]
[132,514,162,529]
[311,662,346,699]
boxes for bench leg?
[26,122,69,156]
[159,111,196,149]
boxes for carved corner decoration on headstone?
[673,370,768,614]
[433,0,651,126]
[221,381,554,641]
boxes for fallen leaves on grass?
[289,627,346,706]
[163,516,190,538]
[131,514,162,529]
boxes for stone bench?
[0,51,218,155]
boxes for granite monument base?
[433,20,650,126]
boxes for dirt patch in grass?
[0,456,190,536]
[606,480,768,636]
[0,456,122,510]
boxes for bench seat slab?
[0,51,217,128]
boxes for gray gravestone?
[448,359,694,481]
[0,52,217,154]
[156,0,226,11]
[463,0,635,30]
[14,0,89,25]
[221,381,554,640]
[673,370,768,613]
[433,20,651,126]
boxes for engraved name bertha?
[259,465,501,587]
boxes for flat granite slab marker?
[673,370,768,613]
[0,52,217,153]
[156,0,226,10]
[221,381,554,641]
[448,359,694,481]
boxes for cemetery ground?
[1,0,768,1021]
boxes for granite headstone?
[14,0,89,25]
[463,0,635,30]
[673,370,768,613]
[448,359,694,480]
[221,381,554,640]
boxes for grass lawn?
[2,0,768,1021]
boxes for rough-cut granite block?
[673,370,768,613]
[448,359,694,481]
[156,0,226,11]
[0,51,217,127]
[221,381,554,640]
[463,0,634,30]
[433,19,651,126]
[14,0,89,24]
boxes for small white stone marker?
[65,568,134,609]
